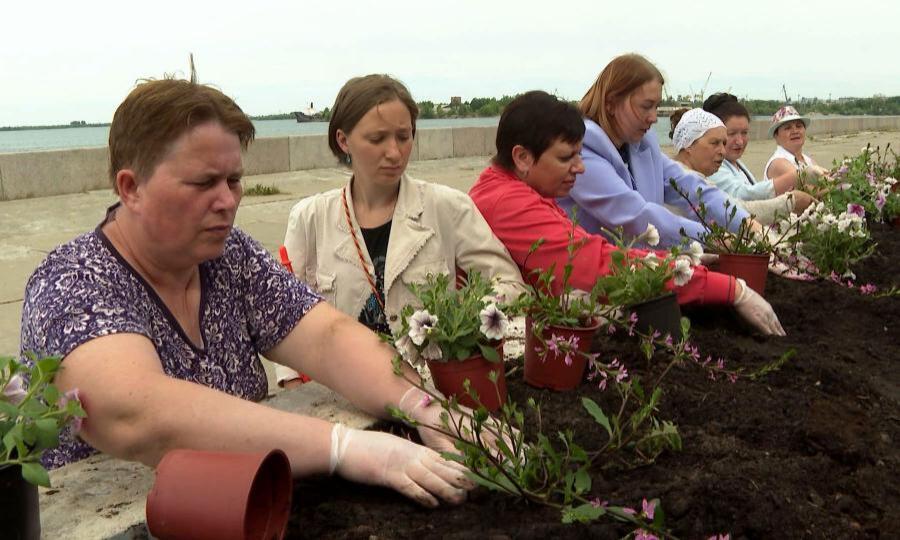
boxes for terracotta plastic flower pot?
[0,464,41,540]
[427,343,507,411]
[627,293,683,339]
[524,317,600,390]
[146,448,293,540]
[716,253,770,296]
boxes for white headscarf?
[672,108,725,152]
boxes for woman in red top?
[469,91,785,335]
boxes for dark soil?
[287,225,900,540]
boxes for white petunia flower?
[479,303,509,341]
[408,309,439,346]
[672,256,694,287]
[641,223,660,247]
[642,252,659,269]
[421,340,443,361]
[686,241,704,266]
[394,334,420,363]
[2,373,27,405]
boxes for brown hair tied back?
[702,92,750,123]
[328,74,419,164]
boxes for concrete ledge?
[3,118,899,201]
[452,127,488,157]
[288,134,335,171]
[416,128,453,160]
[39,382,376,539]
[0,146,108,200]
[243,136,290,176]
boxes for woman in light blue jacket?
[558,54,754,248]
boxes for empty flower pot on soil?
[524,317,600,390]
[146,448,292,540]
[427,343,507,411]
[0,464,40,540]
[716,253,770,296]
[626,292,683,339]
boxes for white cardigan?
[276,174,526,382]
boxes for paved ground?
[2,130,897,359]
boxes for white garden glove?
[806,164,830,178]
[329,423,473,508]
[399,387,519,462]
[732,278,786,336]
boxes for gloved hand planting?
[732,278,786,336]
[329,423,473,508]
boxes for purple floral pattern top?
[20,217,322,468]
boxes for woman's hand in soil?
[733,278,786,336]
[329,423,473,508]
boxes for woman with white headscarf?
[669,108,805,225]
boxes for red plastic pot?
[524,317,600,390]
[0,464,40,540]
[427,343,507,411]
[146,449,293,540]
[627,293,683,339]
[716,253,770,296]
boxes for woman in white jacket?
[277,74,525,386]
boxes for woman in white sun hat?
[764,105,830,184]
[669,108,811,224]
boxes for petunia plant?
[774,201,874,279]
[393,270,510,364]
[669,179,789,255]
[592,224,700,307]
[1,354,86,487]
[819,145,900,223]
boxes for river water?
[0,117,679,154]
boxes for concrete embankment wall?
[2,117,898,201]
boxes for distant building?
[450,96,462,106]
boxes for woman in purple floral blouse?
[19,78,475,509]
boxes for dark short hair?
[328,74,418,164]
[108,78,255,192]
[702,92,750,123]
[493,91,585,170]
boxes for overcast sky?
[2,0,898,126]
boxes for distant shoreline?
[5,94,899,131]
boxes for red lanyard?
[341,187,386,311]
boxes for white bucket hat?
[768,105,810,138]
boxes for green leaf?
[42,385,60,405]
[574,468,592,494]
[21,462,51,487]
[652,497,666,528]
[3,423,23,453]
[478,343,500,363]
[561,503,606,524]
[34,418,60,450]
[0,400,19,418]
[581,397,613,438]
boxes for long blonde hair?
[579,54,664,141]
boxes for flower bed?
[286,224,899,538]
